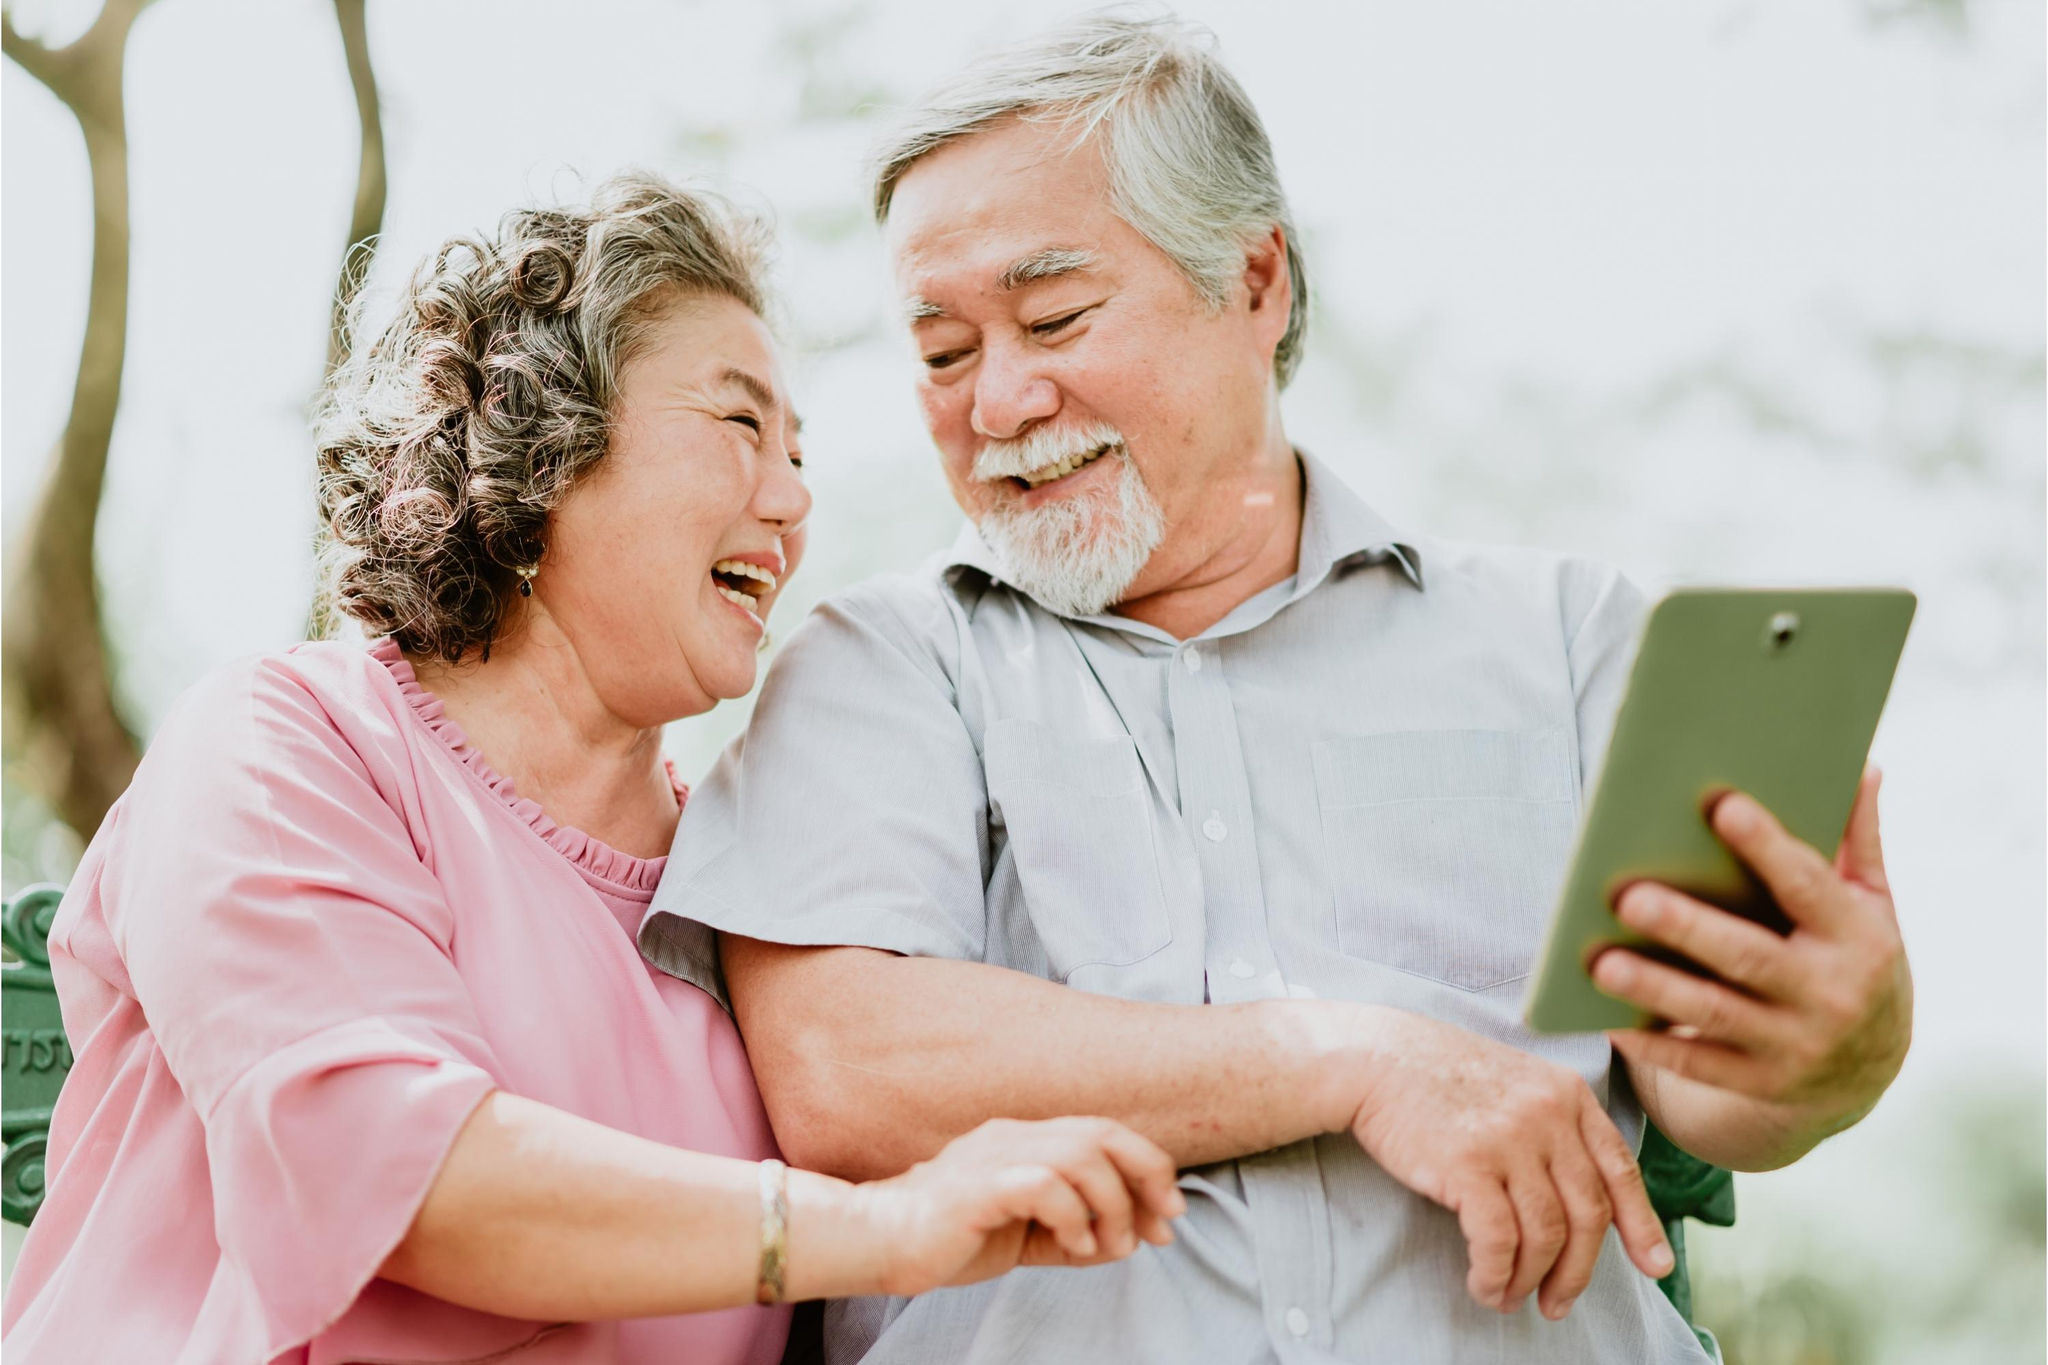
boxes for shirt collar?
[941,448,1423,616]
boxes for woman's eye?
[923,350,970,371]
[727,413,762,433]
[1031,309,1086,338]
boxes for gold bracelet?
[756,1158,789,1305]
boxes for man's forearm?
[722,938,1373,1180]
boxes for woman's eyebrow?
[714,366,803,434]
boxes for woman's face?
[537,293,810,726]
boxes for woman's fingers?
[1450,1175,1520,1310]
[995,1163,1097,1260]
[1501,1160,1569,1313]
[1538,1141,1613,1320]
[1096,1122,1185,1246]
[1576,1095,1674,1281]
[1049,1143,1139,1259]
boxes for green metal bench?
[3,884,72,1226]
[0,883,1731,1347]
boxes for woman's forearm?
[379,1090,883,1319]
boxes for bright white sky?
[3,0,2043,1310]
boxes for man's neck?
[1112,444,1306,641]
[410,619,679,859]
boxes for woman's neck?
[408,621,681,860]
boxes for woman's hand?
[854,1116,1186,1297]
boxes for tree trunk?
[308,0,386,641]
[2,1,154,842]
[325,0,384,379]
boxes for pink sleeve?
[101,659,503,1352]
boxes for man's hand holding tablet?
[1596,770,1914,1170]
[1524,587,1917,1171]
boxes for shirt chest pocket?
[983,718,1173,982]
[1313,728,1577,992]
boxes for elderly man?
[641,15,1911,1364]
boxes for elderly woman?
[1,173,1183,1363]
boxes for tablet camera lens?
[1766,611,1800,650]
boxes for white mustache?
[972,421,1127,482]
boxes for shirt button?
[1285,1307,1311,1338]
[1182,646,1202,673]
[1228,958,1256,979]
[1202,812,1227,841]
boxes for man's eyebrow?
[997,248,1098,292]
[716,366,801,433]
[901,249,1098,324]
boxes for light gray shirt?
[642,455,1710,1365]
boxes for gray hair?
[870,13,1309,388]
[314,171,774,663]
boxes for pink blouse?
[1,639,789,1364]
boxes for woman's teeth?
[1020,443,1111,488]
[715,583,761,618]
[711,559,776,620]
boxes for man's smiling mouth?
[1016,441,1116,490]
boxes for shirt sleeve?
[643,581,993,986]
[1562,560,1653,796]
[95,657,506,1355]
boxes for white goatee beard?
[974,443,1166,618]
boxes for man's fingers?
[1613,883,1802,1002]
[1451,1176,1520,1311]
[1606,1026,1771,1098]
[1710,792,1847,934]
[1591,948,1784,1047]
[1502,1162,1570,1313]
[1836,767,1890,894]
[1575,1097,1674,1282]
[1538,1143,1613,1321]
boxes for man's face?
[884,117,1289,615]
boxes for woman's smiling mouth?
[711,558,777,621]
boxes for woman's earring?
[515,564,538,597]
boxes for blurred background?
[2,1,2041,1359]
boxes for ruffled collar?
[370,637,682,899]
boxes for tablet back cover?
[1524,587,1915,1034]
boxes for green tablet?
[1524,587,1915,1035]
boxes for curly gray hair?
[870,13,1309,387]
[315,171,774,663]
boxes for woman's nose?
[757,447,812,533]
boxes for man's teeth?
[1020,444,1111,488]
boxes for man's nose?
[970,341,1060,441]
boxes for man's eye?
[923,349,970,371]
[727,413,762,432]
[1031,309,1087,338]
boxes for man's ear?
[1242,223,1292,352]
